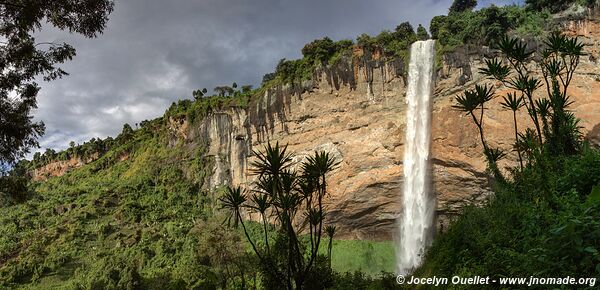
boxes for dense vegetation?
[1,0,598,289]
[417,31,600,287]
[0,91,398,288]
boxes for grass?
[325,239,395,276]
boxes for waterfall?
[397,39,436,275]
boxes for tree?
[393,22,416,41]
[194,218,256,289]
[193,88,207,100]
[241,85,253,94]
[0,0,114,167]
[324,225,336,269]
[214,86,226,97]
[453,84,494,157]
[302,37,336,65]
[220,143,338,289]
[449,0,478,13]
[262,73,276,84]
[356,33,375,50]
[118,123,134,143]
[214,86,234,97]
[500,93,525,169]
[456,33,584,180]
[416,24,430,41]
[481,5,510,44]
[453,84,507,181]
[429,16,447,39]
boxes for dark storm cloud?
[31,0,516,153]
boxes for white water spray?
[397,39,436,275]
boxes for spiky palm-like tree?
[454,84,508,181]
[301,151,339,270]
[219,186,265,263]
[535,98,551,134]
[249,192,271,253]
[500,92,525,169]
[453,84,495,159]
[223,142,338,289]
[540,32,585,156]
[482,36,544,143]
[472,33,585,176]
[324,225,337,269]
[515,128,539,161]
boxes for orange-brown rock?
[31,153,99,181]
[220,17,600,240]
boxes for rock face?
[32,16,600,241]
[31,154,99,181]
[208,18,600,240]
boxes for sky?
[31,0,522,154]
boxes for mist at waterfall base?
[396,39,436,275]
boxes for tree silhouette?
[0,0,114,167]
[221,142,338,289]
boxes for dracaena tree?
[220,142,338,290]
[455,32,585,178]
[500,92,525,169]
[324,225,336,269]
[453,84,506,180]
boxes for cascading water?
[397,39,436,275]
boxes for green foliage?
[0,108,252,288]
[416,24,430,41]
[331,271,398,290]
[266,37,355,87]
[0,0,114,166]
[455,33,585,182]
[587,186,600,204]
[260,20,421,91]
[274,58,314,84]
[417,147,600,280]
[302,37,337,65]
[449,0,478,13]
[354,24,417,63]
[431,4,551,50]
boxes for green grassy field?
[321,239,395,276]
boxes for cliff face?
[31,17,600,241]
[31,153,99,181]
[204,18,600,240]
